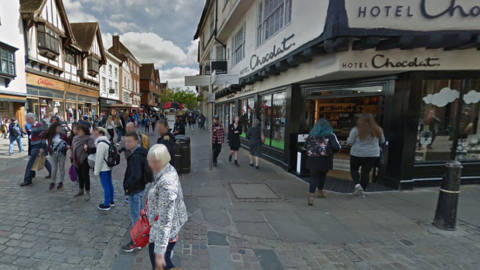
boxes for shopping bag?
[87,154,96,168]
[69,164,77,182]
[32,156,46,171]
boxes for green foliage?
[171,87,198,110]
[159,88,174,103]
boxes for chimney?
[113,35,120,54]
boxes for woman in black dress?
[247,119,262,169]
[228,116,242,166]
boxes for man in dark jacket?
[173,115,185,136]
[122,131,147,252]
[156,118,175,167]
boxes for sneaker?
[125,197,129,203]
[110,202,115,207]
[359,190,366,199]
[353,185,364,196]
[122,241,141,252]
[98,204,111,211]
[49,182,55,190]
[57,182,63,190]
[116,143,120,146]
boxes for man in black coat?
[156,118,176,168]
[173,115,185,136]
[122,131,147,252]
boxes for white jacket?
[94,136,112,175]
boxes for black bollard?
[432,161,462,231]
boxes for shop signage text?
[342,54,441,69]
[241,86,255,94]
[37,78,54,87]
[357,1,480,19]
[243,34,296,75]
[102,99,119,105]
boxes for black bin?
[176,136,191,174]
[174,142,182,175]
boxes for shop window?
[457,79,480,161]
[240,97,256,138]
[109,64,112,76]
[0,46,15,78]
[257,0,292,46]
[232,23,245,66]
[37,24,59,58]
[260,92,286,150]
[87,56,99,76]
[260,94,272,144]
[416,79,462,162]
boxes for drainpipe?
[214,0,227,60]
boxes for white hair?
[26,113,37,120]
[147,144,171,165]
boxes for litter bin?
[174,141,182,175]
[176,136,191,174]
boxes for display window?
[260,92,286,150]
[240,97,256,138]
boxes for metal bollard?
[432,161,462,231]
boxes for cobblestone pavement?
[129,127,480,270]
[1,124,480,270]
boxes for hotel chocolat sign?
[346,0,480,31]
[240,34,296,76]
[342,54,440,70]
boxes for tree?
[172,87,198,110]
[159,88,174,103]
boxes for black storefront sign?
[99,98,120,106]
[212,61,228,75]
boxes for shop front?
[99,97,121,116]
[26,72,100,122]
[212,0,480,190]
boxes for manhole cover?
[230,184,280,199]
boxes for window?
[114,67,118,78]
[109,79,112,90]
[128,79,130,89]
[151,80,154,86]
[0,47,16,77]
[232,23,245,66]
[257,0,292,46]
[103,65,106,73]
[210,8,215,36]
[102,77,106,94]
[259,92,286,149]
[240,97,257,138]
[124,76,126,86]
[216,45,225,61]
[37,24,59,55]
[65,50,76,64]
[87,56,99,75]
[115,82,118,93]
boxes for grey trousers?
[49,153,66,184]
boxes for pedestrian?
[228,116,242,166]
[21,113,52,187]
[145,144,187,270]
[211,115,225,167]
[172,116,185,136]
[93,127,115,211]
[151,114,157,131]
[156,118,176,167]
[92,115,101,129]
[121,131,148,252]
[122,122,144,158]
[247,119,263,169]
[8,118,25,156]
[79,115,91,129]
[114,115,123,146]
[305,119,341,205]
[0,117,7,139]
[138,115,143,129]
[145,116,150,133]
[347,113,385,198]
[45,122,69,190]
[25,121,32,156]
[71,124,96,200]
[105,115,115,143]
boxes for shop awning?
[0,94,27,103]
[149,106,159,111]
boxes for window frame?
[256,0,293,47]
[87,55,99,75]
[231,22,246,67]
[0,46,16,78]
[64,49,76,65]
[37,23,60,57]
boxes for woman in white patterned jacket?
[147,144,188,270]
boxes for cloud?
[464,90,480,104]
[423,87,459,107]
[161,67,199,89]
[106,20,140,32]
[63,0,97,22]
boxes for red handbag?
[130,209,152,248]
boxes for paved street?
[0,124,480,270]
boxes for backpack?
[141,133,149,150]
[305,136,332,157]
[142,154,154,184]
[99,141,121,167]
[9,124,20,137]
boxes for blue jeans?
[9,135,23,154]
[24,147,52,182]
[100,171,114,206]
[149,242,176,270]
[128,190,144,226]
[116,128,123,143]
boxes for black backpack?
[9,124,20,137]
[142,153,154,184]
[100,141,121,167]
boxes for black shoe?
[57,182,63,190]
[255,166,259,169]
[110,202,115,207]
[20,181,32,187]
[234,160,239,167]
[229,155,232,162]
[249,163,253,167]
[122,241,141,252]
[98,204,111,211]
[49,182,55,190]
[213,162,217,167]
[45,175,51,179]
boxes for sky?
[63,0,204,89]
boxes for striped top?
[30,122,47,150]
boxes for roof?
[193,0,211,40]
[20,0,76,44]
[70,22,107,64]
[154,69,160,82]
[108,40,140,63]
[140,63,155,80]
